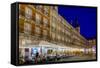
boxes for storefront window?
[19,48,25,61]
[25,48,29,59]
[47,49,53,54]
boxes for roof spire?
[74,16,80,27]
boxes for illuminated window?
[25,7,32,19]
[52,6,58,11]
[19,36,25,46]
[62,37,64,41]
[43,30,47,36]
[36,13,41,24]
[65,29,70,36]
[35,26,41,34]
[59,36,61,41]
[19,48,24,58]
[52,33,55,40]
[62,28,64,33]
[24,23,31,34]
[68,39,70,43]
[52,16,56,24]
[58,35,60,41]
[19,5,21,10]
[44,6,49,16]
[58,27,61,32]
[43,17,48,27]
[52,16,56,28]
[28,5,36,9]
[36,5,43,12]
[32,12,35,22]
[66,38,67,42]
[26,37,32,45]
[52,22,55,28]
[52,26,56,32]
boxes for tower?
[73,17,80,33]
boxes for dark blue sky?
[58,5,97,39]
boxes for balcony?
[19,9,35,22]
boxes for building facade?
[19,4,96,64]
